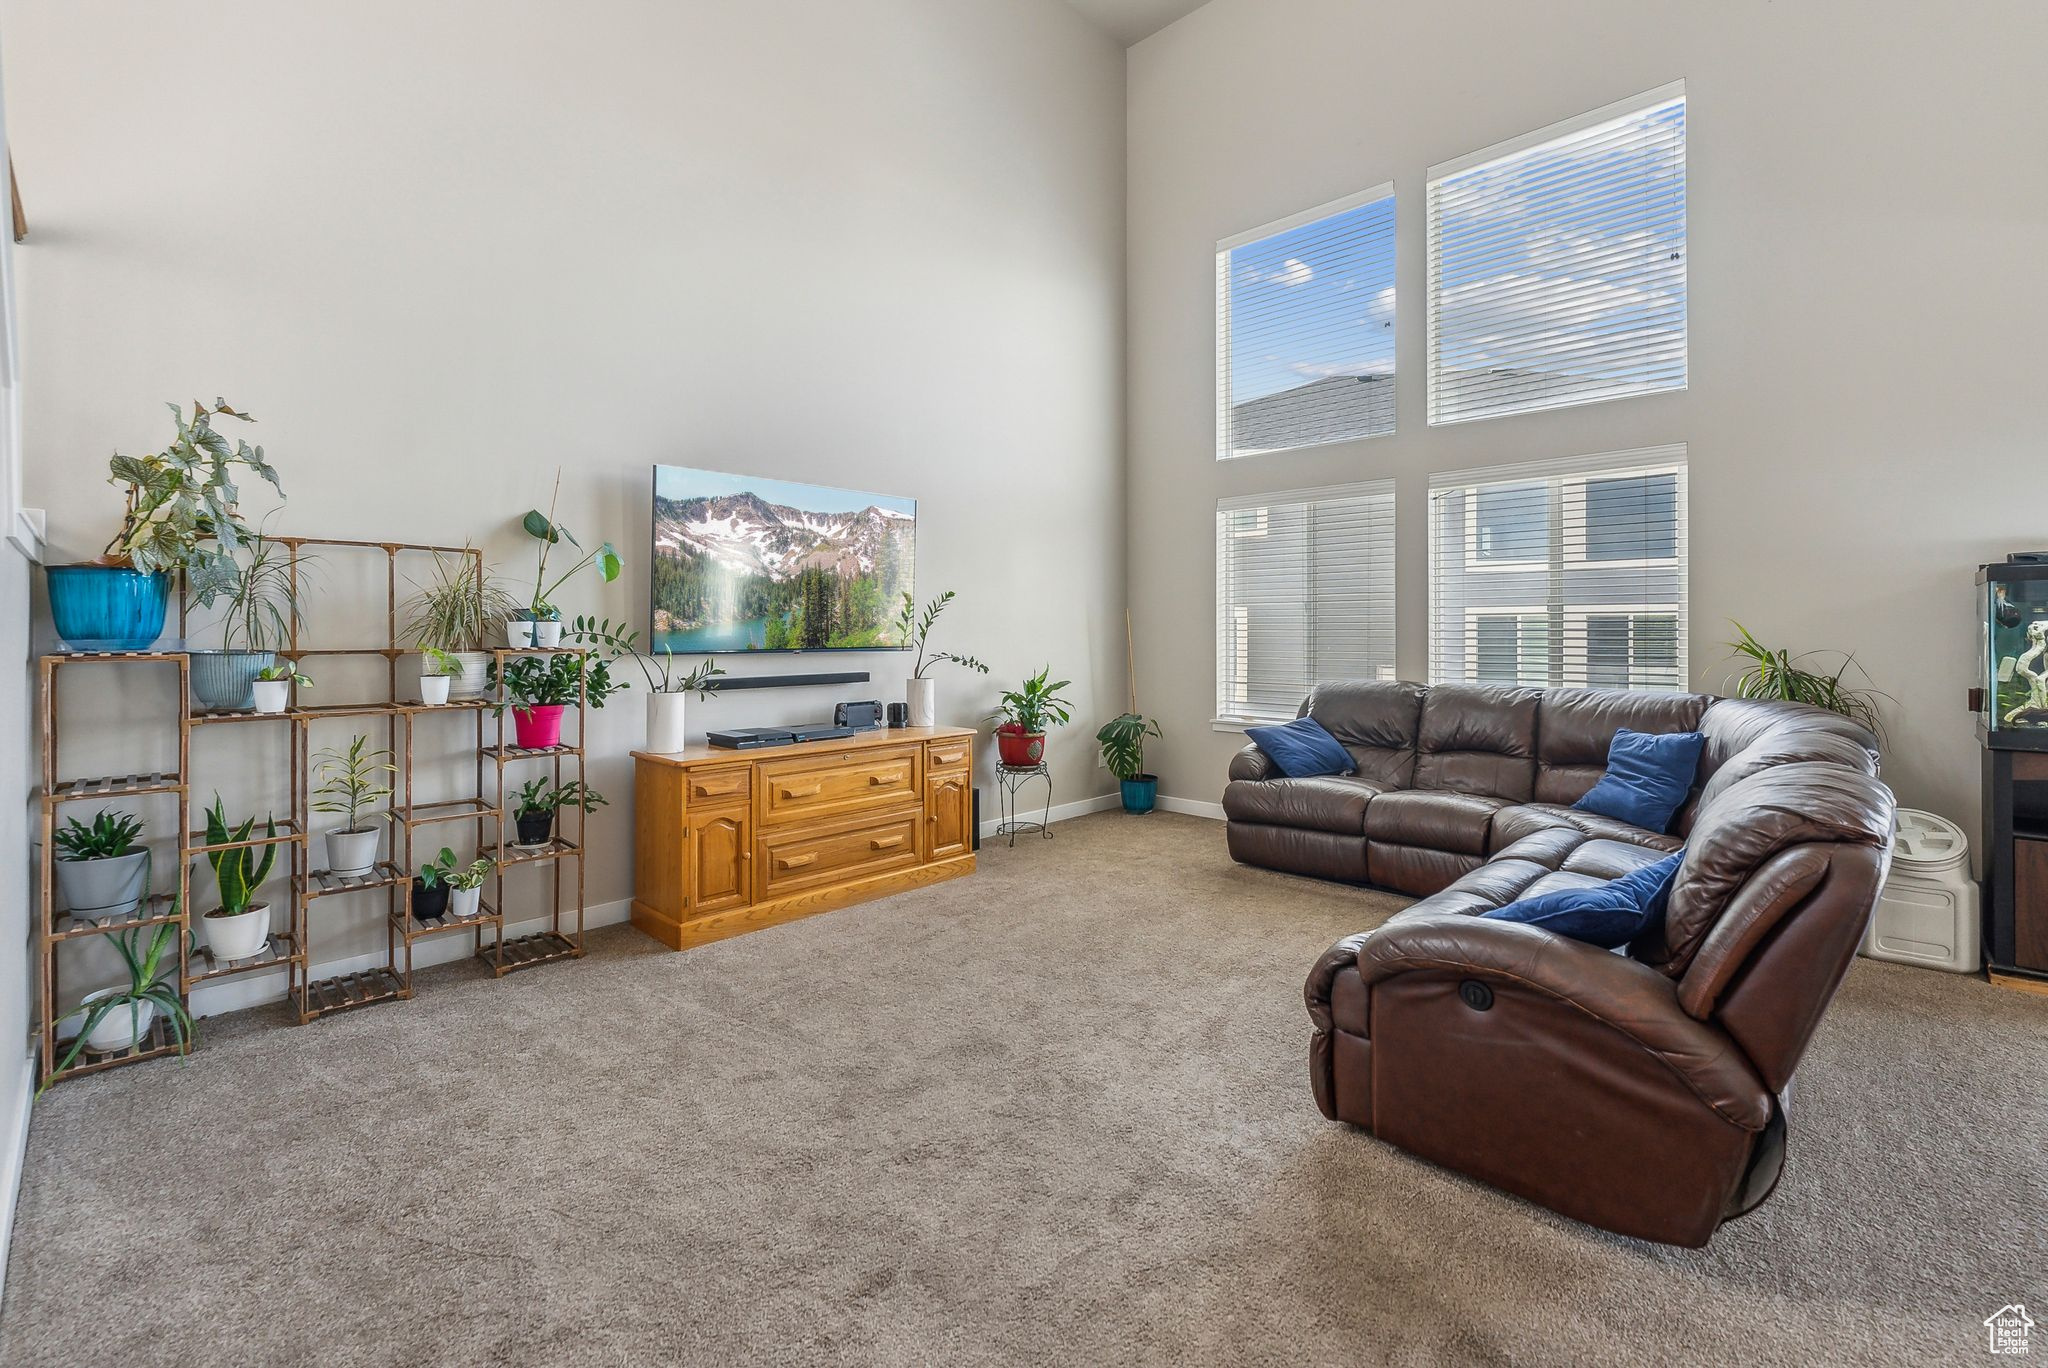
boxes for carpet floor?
[2,812,2044,1366]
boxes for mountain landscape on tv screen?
[651,471,915,653]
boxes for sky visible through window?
[1227,194,1396,406]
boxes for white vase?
[533,619,564,648]
[906,676,937,727]
[420,675,451,705]
[448,885,483,920]
[251,679,290,714]
[506,620,535,649]
[325,827,380,877]
[646,691,687,753]
[75,989,155,1054]
[204,901,271,961]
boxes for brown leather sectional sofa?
[1224,681,1895,1246]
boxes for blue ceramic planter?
[45,566,172,652]
[1120,776,1159,814]
[189,651,276,712]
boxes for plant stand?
[993,761,1053,848]
[483,646,589,974]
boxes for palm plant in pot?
[52,808,151,923]
[47,398,282,653]
[310,736,396,876]
[1097,713,1164,814]
[44,918,192,1090]
[512,472,622,647]
[990,666,1073,766]
[251,659,311,714]
[199,797,278,962]
[400,548,518,699]
[489,651,623,749]
[189,532,304,711]
[568,615,722,752]
[415,848,493,922]
[509,778,608,847]
[897,590,987,726]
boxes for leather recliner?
[1225,682,1894,1247]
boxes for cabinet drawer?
[757,747,918,826]
[924,738,972,773]
[686,766,751,807]
[756,809,923,897]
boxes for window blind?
[1427,446,1687,691]
[1217,480,1396,724]
[1217,184,1396,459]
[1427,83,1686,426]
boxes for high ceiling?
[1062,0,1209,45]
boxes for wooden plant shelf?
[393,900,502,942]
[50,894,184,942]
[187,933,302,985]
[482,743,582,763]
[187,817,307,855]
[403,798,501,827]
[51,1017,187,1079]
[301,967,408,1021]
[188,708,295,727]
[483,931,582,976]
[48,771,182,802]
[300,861,407,898]
[500,837,581,868]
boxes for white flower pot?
[325,827,380,877]
[446,651,492,699]
[533,619,564,648]
[54,848,151,923]
[75,989,156,1054]
[906,676,937,727]
[448,885,483,920]
[204,900,271,961]
[646,691,687,753]
[419,674,452,706]
[506,620,535,649]
[251,679,291,714]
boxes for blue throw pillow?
[1245,716,1356,778]
[1480,851,1685,949]
[1573,728,1705,834]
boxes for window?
[1217,184,1396,459]
[1427,82,1686,426]
[1217,480,1396,724]
[1429,446,1687,691]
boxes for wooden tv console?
[630,725,977,950]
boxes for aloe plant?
[41,919,192,1093]
[203,796,278,916]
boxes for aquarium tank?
[1979,555,2048,748]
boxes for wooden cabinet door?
[688,809,751,915]
[925,771,972,862]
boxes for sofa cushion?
[1481,852,1685,948]
[1244,715,1356,778]
[1366,789,1509,856]
[1222,776,1379,835]
[1533,687,1713,806]
[1304,680,1424,790]
[1572,728,1706,834]
[1413,683,1540,800]
[1489,803,1683,855]
[1561,838,1670,881]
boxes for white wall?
[1128,0,2048,831]
[4,0,1126,981]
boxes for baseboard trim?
[190,898,634,1019]
[977,789,1119,840]
[0,1047,32,1315]
[1156,796,1225,821]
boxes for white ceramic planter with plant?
[51,808,152,923]
[571,619,726,753]
[420,848,494,920]
[399,548,520,699]
[311,734,396,877]
[897,589,986,727]
[251,658,311,714]
[417,647,465,705]
[47,921,193,1087]
[199,797,278,961]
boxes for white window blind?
[1427,82,1686,425]
[1217,184,1396,459]
[1428,446,1687,691]
[1217,480,1396,724]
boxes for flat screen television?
[650,464,916,654]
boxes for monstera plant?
[512,470,622,646]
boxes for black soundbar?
[714,671,873,692]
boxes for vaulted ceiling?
[1062,0,1209,45]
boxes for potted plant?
[990,666,1073,766]
[44,919,192,1089]
[1725,621,1890,745]
[509,777,608,847]
[896,590,988,726]
[568,615,722,752]
[52,808,150,923]
[199,797,278,962]
[416,848,493,921]
[1097,713,1164,813]
[513,471,622,647]
[400,548,517,698]
[252,659,311,714]
[417,647,463,706]
[189,532,303,711]
[310,735,396,876]
[489,651,622,749]
[45,398,282,652]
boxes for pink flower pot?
[513,703,566,749]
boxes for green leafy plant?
[418,847,492,891]
[54,809,146,862]
[1095,713,1163,782]
[896,591,988,679]
[568,615,724,698]
[519,471,622,620]
[510,777,609,819]
[402,549,520,652]
[488,651,623,712]
[41,918,191,1093]
[255,658,312,687]
[98,398,283,586]
[420,647,464,678]
[310,736,397,831]
[1724,621,1890,744]
[202,797,278,917]
[201,531,308,651]
[990,666,1074,735]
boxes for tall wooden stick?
[1125,610,1136,716]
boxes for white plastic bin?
[1860,809,1980,973]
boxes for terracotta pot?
[996,724,1045,766]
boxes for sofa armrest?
[1341,911,1772,1131]
[1228,743,1275,782]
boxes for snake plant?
[203,796,277,916]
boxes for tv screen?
[650,464,916,654]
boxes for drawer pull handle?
[781,784,823,799]
[869,775,891,787]
[934,751,964,765]
[777,852,817,870]
[694,780,742,797]
[869,835,905,850]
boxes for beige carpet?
[2,812,2044,1366]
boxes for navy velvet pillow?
[1573,728,1706,834]
[1245,716,1356,778]
[1480,851,1685,949]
